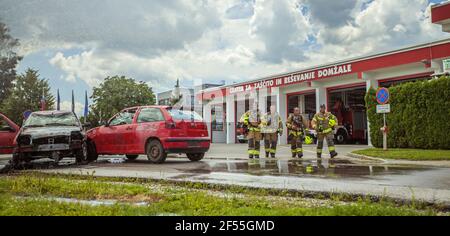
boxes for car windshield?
[23,112,79,127]
[167,109,203,121]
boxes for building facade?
[197,38,450,146]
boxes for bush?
[366,76,450,149]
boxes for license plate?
[37,144,70,151]
[187,141,201,147]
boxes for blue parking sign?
[376,88,390,105]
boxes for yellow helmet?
[304,136,313,144]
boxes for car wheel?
[187,153,205,162]
[86,140,99,162]
[75,141,89,164]
[10,152,23,169]
[335,129,347,144]
[126,155,139,160]
[146,140,167,164]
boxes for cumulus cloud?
[0,0,222,56]
[250,0,312,63]
[226,0,255,19]
[2,0,448,94]
[59,100,84,116]
[305,0,447,63]
[303,0,359,27]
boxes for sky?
[0,0,448,116]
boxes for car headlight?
[70,131,83,141]
[17,135,32,145]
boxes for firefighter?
[286,107,308,158]
[311,104,338,159]
[240,102,262,159]
[261,105,283,158]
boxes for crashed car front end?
[12,111,87,164]
[16,130,85,159]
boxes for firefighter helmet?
[304,136,313,144]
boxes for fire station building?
[197,38,450,146]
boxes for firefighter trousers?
[247,131,262,158]
[264,133,278,157]
[289,131,303,157]
[317,133,336,157]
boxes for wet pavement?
[1,154,449,206]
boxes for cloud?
[304,0,447,63]
[49,51,107,87]
[302,0,359,27]
[59,100,84,116]
[250,0,312,63]
[225,0,255,19]
[0,0,222,56]
[3,0,449,95]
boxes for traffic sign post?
[376,88,390,150]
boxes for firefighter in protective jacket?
[240,102,262,159]
[261,105,283,158]
[286,107,309,158]
[311,104,338,159]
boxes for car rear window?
[167,109,203,121]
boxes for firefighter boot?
[271,153,276,158]
[329,145,338,158]
[298,153,303,158]
[330,151,338,159]
[265,152,270,158]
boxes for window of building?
[211,103,225,131]
[379,76,431,88]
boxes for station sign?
[229,64,353,94]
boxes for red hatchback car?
[0,113,20,154]
[86,106,210,163]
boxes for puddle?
[179,159,431,179]
[16,196,149,207]
[107,158,126,164]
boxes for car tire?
[75,141,89,165]
[10,152,23,169]
[126,155,139,160]
[187,153,205,162]
[86,140,99,162]
[146,140,167,164]
[335,129,347,145]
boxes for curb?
[346,152,386,163]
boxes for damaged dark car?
[11,110,93,167]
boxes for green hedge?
[365,76,450,149]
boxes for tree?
[1,69,55,125]
[88,76,156,126]
[0,22,22,105]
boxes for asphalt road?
[1,144,449,206]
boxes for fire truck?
[332,104,367,144]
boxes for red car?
[86,106,210,163]
[0,113,19,154]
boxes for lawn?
[0,173,445,216]
[352,148,450,161]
